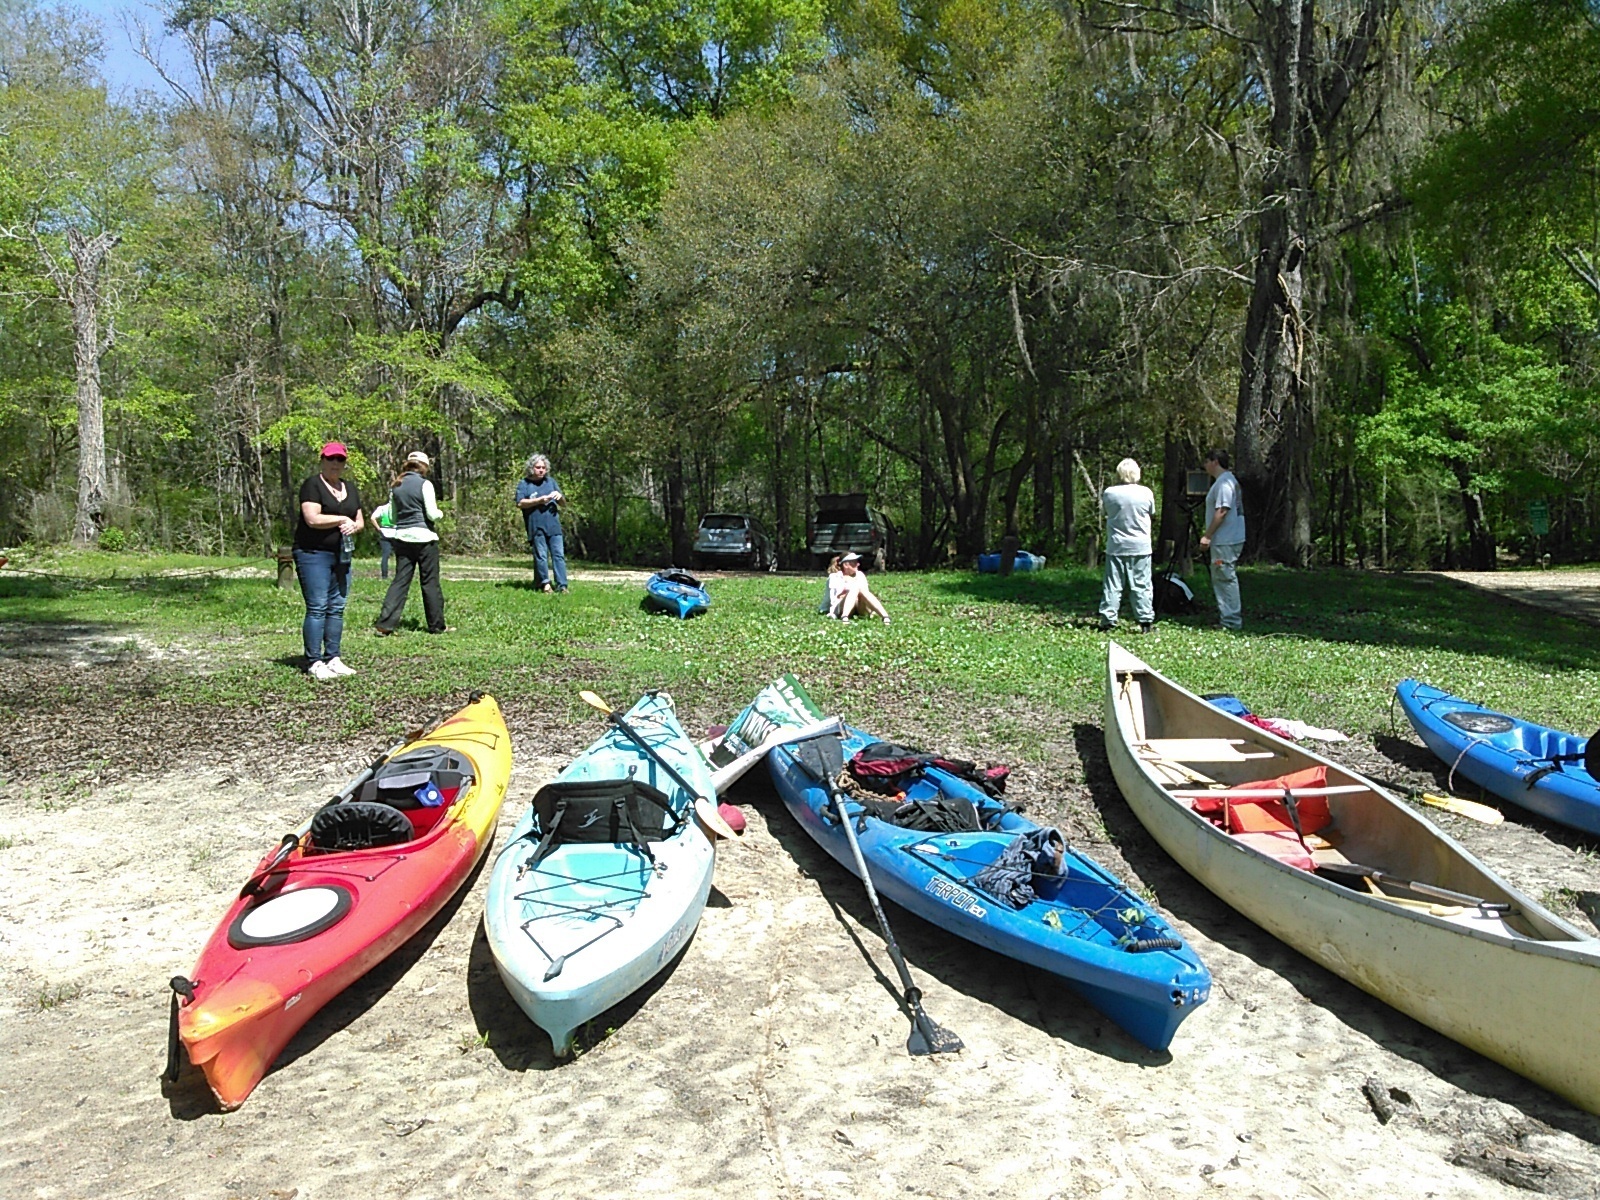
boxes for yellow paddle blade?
[694,796,737,840]
[1420,792,1504,825]
[578,689,612,715]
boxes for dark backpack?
[846,741,1010,798]
[847,790,983,833]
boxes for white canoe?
[1104,642,1600,1115]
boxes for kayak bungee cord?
[899,842,1179,950]
[513,863,657,980]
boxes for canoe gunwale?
[1105,655,1591,955]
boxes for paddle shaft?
[785,739,961,1056]
[603,705,709,807]
[1319,861,1512,912]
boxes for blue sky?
[69,0,189,97]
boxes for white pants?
[1209,542,1243,630]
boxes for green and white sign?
[1529,501,1550,536]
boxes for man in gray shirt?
[1098,458,1156,632]
[1200,449,1246,631]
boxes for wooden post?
[275,547,296,588]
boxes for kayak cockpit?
[301,745,477,853]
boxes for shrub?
[98,526,129,552]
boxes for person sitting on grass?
[827,552,890,624]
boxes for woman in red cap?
[293,442,364,680]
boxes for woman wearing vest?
[373,451,450,636]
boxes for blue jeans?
[1099,554,1154,625]
[530,527,567,589]
[294,548,350,663]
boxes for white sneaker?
[325,657,356,676]
[307,660,334,681]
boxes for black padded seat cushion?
[309,801,413,851]
[533,778,681,845]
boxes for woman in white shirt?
[827,552,890,624]
[373,452,451,635]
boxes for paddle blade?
[579,690,613,716]
[1420,792,1504,824]
[907,1013,964,1057]
[694,796,738,840]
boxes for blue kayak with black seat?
[1396,679,1600,837]
[644,569,710,618]
[757,701,1210,1051]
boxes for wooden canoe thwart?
[1103,642,1600,1116]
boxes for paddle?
[1358,771,1504,825]
[1316,861,1513,912]
[579,690,737,840]
[783,731,963,1057]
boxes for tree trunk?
[1234,0,1394,567]
[1157,426,1197,574]
[1032,431,1055,551]
[66,229,121,544]
[664,446,692,566]
[1452,462,1496,570]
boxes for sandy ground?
[4,687,1600,1198]
[1424,570,1600,627]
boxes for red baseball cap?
[320,441,348,458]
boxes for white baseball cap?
[407,451,431,467]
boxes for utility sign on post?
[1529,501,1550,536]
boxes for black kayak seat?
[309,801,413,852]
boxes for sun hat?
[406,451,431,467]
[320,441,348,458]
[841,552,862,564]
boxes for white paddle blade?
[579,689,613,715]
[694,796,738,840]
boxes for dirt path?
[3,705,1599,1199]
[1423,569,1600,627]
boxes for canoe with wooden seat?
[167,694,512,1109]
[1104,643,1600,1115]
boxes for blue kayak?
[644,569,709,618]
[764,720,1211,1051]
[485,692,717,1055]
[977,550,1045,573]
[1396,679,1599,837]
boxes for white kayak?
[485,692,718,1056]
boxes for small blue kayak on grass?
[738,679,1210,1051]
[644,569,709,618]
[485,692,718,1055]
[1396,679,1599,837]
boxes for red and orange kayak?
[166,693,511,1109]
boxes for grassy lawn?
[3,551,1599,770]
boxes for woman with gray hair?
[1097,457,1156,632]
[515,453,568,592]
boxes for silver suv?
[693,513,776,571]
